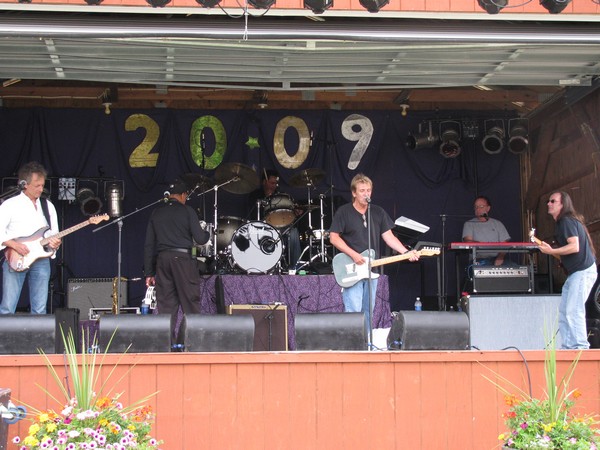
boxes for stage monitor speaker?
[98,314,172,353]
[0,315,56,354]
[467,295,561,350]
[228,304,288,351]
[67,278,128,319]
[295,313,367,351]
[387,311,470,350]
[182,314,255,352]
[55,308,80,353]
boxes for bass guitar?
[5,214,109,272]
[332,247,440,288]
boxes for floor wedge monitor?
[0,315,56,354]
[182,314,255,352]
[387,311,470,350]
[295,312,366,351]
[98,314,172,353]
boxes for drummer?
[247,170,301,270]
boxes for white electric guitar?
[5,214,108,272]
[332,247,440,288]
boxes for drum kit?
[188,163,332,275]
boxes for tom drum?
[216,216,246,252]
[263,193,295,228]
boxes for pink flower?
[520,422,528,429]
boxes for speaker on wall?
[67,278,128,319]
[98,314,172,353]
[182,314,255,352]
[295,312,367,351]
[387,311,470,350]
[0,315,56,354]
[228,304,288,351]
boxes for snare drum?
[230,221,283,274]
[264,193,295,228]
[216,216,246,251]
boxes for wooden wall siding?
[0,0,598,13]
[1,350,600,450]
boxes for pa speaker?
[387,311,470,350]
[55,308,80,353]
[182,314,255,352]
[295,313,367,351]
[228,304,288,351]
[98,314,172,353]
[0,315,56,354]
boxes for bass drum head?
[230,222,283,274]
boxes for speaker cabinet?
[295,313,367,351]
[182,314,255,352]
[67,278,128,319]
[387,311,470,350]
[55,308,80,353]
[467,295,561,350]
[0,315,56,354]
[228,304,288,351]
[98,314,172,353]
[0,388,11,450]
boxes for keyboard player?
[462,196,511,266]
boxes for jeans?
[342,278,378,336]
[0,259,50,314]
[560,263,597,349]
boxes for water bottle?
[414,297,422,311]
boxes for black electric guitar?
[332,247,440,288]
[5,214,109,272]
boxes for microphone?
[18,180,27,190]
[365,197,371,203]
[481,213,489,221]
[163,191,170,198]
[260,237,276,254]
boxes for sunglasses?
[547,199,558,204]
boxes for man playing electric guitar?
[329,174,419,335]
[0,162,61,314]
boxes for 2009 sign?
[126,113,373,170]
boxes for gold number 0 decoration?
[273,116,310,169]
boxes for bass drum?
[230,221,283,274]
[216,216,246,252]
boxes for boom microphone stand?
[366,197,374,348]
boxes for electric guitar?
[332,247,440,288]
[5,214,109,272]
[529,228,561,262]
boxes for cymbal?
[215,162,259,194]
[180,173,214,190]
[289,168,326,188]
[296,204,319,211]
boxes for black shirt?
[556,215,595,274]
[143,199,210,276]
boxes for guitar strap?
[40,198,51,227]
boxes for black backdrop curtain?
[0,108,521,312]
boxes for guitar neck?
[531,234,561,261]
[370,252,412,268]
[40,219,91,245]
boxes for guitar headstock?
[89,214,110,225]
[529,228,542,245]
[419,247,441,257]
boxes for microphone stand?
[263,302,281,351]
[93,195,167,313]
[366,199,373,349]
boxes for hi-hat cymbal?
[289,168,326,188]
[215,162,259,194]
[180,173,214,190]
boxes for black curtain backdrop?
[0,108,521,312]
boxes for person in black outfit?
[144,178,210,343]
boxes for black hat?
[168,178,188,195]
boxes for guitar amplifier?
[67,278,128,318]
[473,266,533,294]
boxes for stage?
[2,349,600,450]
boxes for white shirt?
[0,192,59,251]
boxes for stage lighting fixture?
[477,0,507,14]
[481,120,505,155]
[304,0,332,13]
[76,188,103,216]
[439,121,462,158]
[540,0,571,14]
[406,122,438,151]
[248,0,275,8]
[359,0,389,13]
[508,118,529,154]
[105,181,124,218]
[196,0,221,6]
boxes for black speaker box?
[182,314,255,352]
[0,315,56,354]
[587,318,600,349]
[295,312,367,351]
[0,387,11,450]
[387,311,470,350]
[228,304,288,351]
[98,314,172,353]
[67,278,128,319]
[55,308,80,353]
